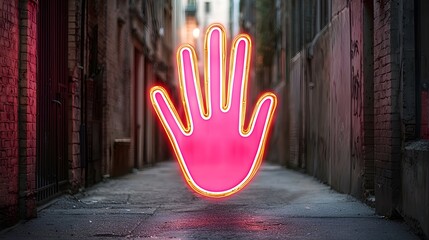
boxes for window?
[205,2,211,14]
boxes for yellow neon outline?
[149,23,278,198]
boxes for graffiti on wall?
[351,40,362,117]
[351,38,363,171]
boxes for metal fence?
[36,0,69,203]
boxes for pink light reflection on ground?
[160,211,276,232]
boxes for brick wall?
[362,0,375,198]
[0,0,38,228]
[68,0,83,191]
[373,0,402,216]
[104,1,132,174]
[0,0,19,228]
[17,0,37,220]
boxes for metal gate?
[36,0,69,203]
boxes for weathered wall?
[67,0,83,191]
[328,8,351,193]
[287,0,376,198]
[399,1,428,237]
[0,0,38,228]
[362,0,375,199]
[288,53,302,169]
[419,0,429,140]
[17,0,38,221]
[332,0,347,16]
[303,6,351,194]
[373,0,402,217]
[349,0,364,198]
[286,0,428,236]
[104,1,132,174]
[402,142,429,238]
[0,0,19,228]
[349,0,376,200]
[306,27,330,184]
[267,81,288,165]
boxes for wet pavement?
[0,161,419,239]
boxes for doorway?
[36,0,69,203]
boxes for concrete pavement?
[0,162,419,239]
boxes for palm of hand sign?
[150,24,277,198]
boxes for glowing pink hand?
[150,24,277,198]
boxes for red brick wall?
[17,0,37,219]
[0,0,19,228]
[373,0,402,216]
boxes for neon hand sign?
[150,24,277,198]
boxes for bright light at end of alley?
[192,28,200,39]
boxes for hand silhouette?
[150,24,277,198]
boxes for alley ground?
[0,162,419,240]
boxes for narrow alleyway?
[0,162,417,240]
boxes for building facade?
[282,0,428,237]
[0,0,172,229]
